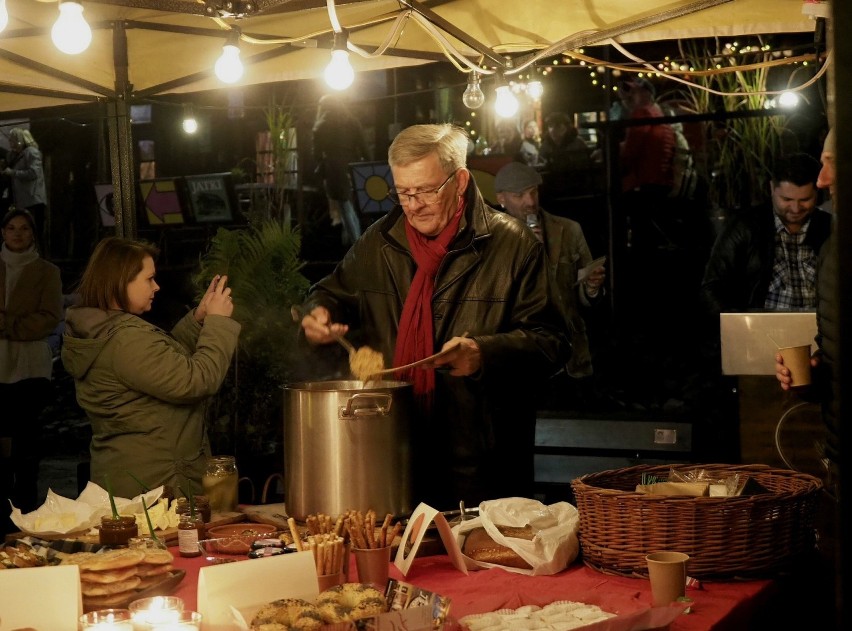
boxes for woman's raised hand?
[196,274,234,321]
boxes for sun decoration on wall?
[350,161,396,214]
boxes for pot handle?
[340,392,393,418]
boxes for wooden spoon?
[365,333,468,381]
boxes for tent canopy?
[0,0,817,113]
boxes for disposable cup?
[352,545,391,589]
[646,551,689,606]
[317,571,345,592]
[779,344,812,387]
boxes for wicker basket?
[571,463,823,579]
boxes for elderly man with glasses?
[298,124,569,508]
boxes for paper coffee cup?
[646,551,689,607]
[779,344,812,387]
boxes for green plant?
[193,220,311,470]
[671,37,787,210]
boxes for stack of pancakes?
[61,547,174,608]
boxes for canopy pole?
[107,21,137,238]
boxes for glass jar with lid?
[177,513,206,557]
[176,495,212,523]
[99,515,138,547]
[202,455,239,513]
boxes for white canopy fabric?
[0,0,817,113]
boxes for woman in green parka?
[62,237,240,499]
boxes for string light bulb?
[51,1,92,55]
[325,30,354,90]
[778,90,800,108]
[215,30,243,83]
[526,80,544,100]
[0,0,9,34]
[494,83,519,118]
[182,104,198,134]
[462,72,485,109]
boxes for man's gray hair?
[388,124,469,172]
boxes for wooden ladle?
[290,306,381,379]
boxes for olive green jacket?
[61,308,240,498]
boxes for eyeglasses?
[388,170,457,206]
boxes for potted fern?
[193,220,311,496]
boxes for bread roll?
[462,526,533,569]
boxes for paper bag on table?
[452,497,580,576]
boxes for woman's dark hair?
[1,207,37,232]
[77,237,159,311]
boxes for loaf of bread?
[462,525,533,569]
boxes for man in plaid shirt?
[700,152,831,315]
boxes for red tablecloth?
[170,550,778,630]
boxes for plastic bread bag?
[668,467,742,496]
[451,497,580,576]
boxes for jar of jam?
[177,513,206,557]
[176,495,212,523]
[99,515,138,547]
[202,456,239,513]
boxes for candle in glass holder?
[149,610,202,630]
[79,608,133,630]
[129,596,184,628]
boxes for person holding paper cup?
[494,161,606,381]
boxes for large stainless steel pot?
[283,380,414,520]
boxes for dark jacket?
[304,181,569,507]
[815,229,838,464]
[700,207,833,314]
[312,115,367,201]
[540,210,595,377]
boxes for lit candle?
[129,596,185,629]
[79,608,134,630]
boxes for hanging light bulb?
[494,83,519,118]
[215,30,244,84]
[778,90,800,108]
[462,72,485,109]
[51,1,92,55]
[0,0,9,34]
[325,30,354,91]
[182,104,199,134]
[526,80,544,100]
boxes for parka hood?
[61,306,142,379]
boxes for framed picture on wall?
[349,161,395,215]
[94,183,116,227]
[139,178,185,226]
[181,173,239,223]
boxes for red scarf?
[393,198,465,403]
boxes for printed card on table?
[198,550,318,631]
[394,502,468,576]
[0,564,81,630]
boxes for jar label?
[178,528,200,554]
